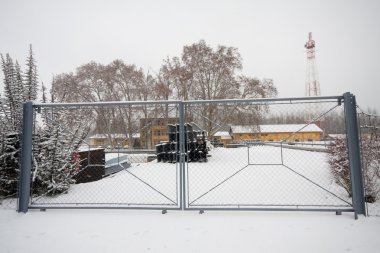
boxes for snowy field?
[1,209,380,253]
[1,147,380,252]
[31,146,353,210]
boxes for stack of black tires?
[156,123,208,163]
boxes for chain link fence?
[358,107,380,217]
[28,101,181,209]
[0,197,18,210]
[184,97,354,211]
[13,93,368,216]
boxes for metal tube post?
[343,92,366,216]
[18,101,34,213]
[178,101,186,210]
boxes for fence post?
[343,92,366,216]
[178,101,186,210]
[18,101,33,213]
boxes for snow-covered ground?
[25,146,380,215]
[1,147,380,252]
[31,146,352,210]
[1,209,380,253]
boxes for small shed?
[73,148,105,183]
[212,131,232,146]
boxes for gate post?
[178,101,186,210]
[18,101,34,213]
[343,92,365,216]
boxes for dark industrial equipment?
[156,123,208,163]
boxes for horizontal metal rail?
[29,205,181,210]
[183,95,343,105]
[32,95,344,108]
[33,100,181,108]
[185,207,354,213]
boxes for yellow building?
[140,118,178,149]
[230,124,323,142]
[89,133,140,148]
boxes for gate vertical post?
[343,92,366,216]
[18,101,34,213]
[178,101,186,210]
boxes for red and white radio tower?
[305,32,321,96]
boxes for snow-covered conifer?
[0,53,23,197]
[0,133,20,196]
[1,47,90,197]
[31,81,90,195]
[24,44,38,101]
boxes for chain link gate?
[20,100,183,210]
[18,93,366,217]
[182,95,360,214]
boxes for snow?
[0,209,380,253]
[89,133,140,139]
[78,146,105,152]
[30,147,352,209]
[1,147,380,252]
[213,131,232,139]
[231,123,323,133]
[105,153,149,163]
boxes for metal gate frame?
[18,92,366,217]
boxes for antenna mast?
[305,32,321,96]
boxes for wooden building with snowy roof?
[229,124,323,142]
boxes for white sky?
[1,0,379,111]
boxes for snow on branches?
[1,46,89,197]
[0,47,37,197]
[328,136,380,202]
[32,106,90,195]
[328,138,351,197]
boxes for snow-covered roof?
[213,131,230,137]
[328,134,346,139]
[89,133,140,139]
[230,124,323,134]
[77,146,105,152]
[213,131,232,139]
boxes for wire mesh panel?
[29,102,181,209]
[358,108,380,217]
[184,97,354,211]
[17,95,368,213]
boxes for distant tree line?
[52,40,278,137]
[0,41,277,197]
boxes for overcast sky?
[1,0,379,111]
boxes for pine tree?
[1,54,18,129]
[31,82,89,195]
[0,46,38,197]
[1,47,87,198]
[0,53,24,197]
[0,133,20,196]
[24,44,38,101]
